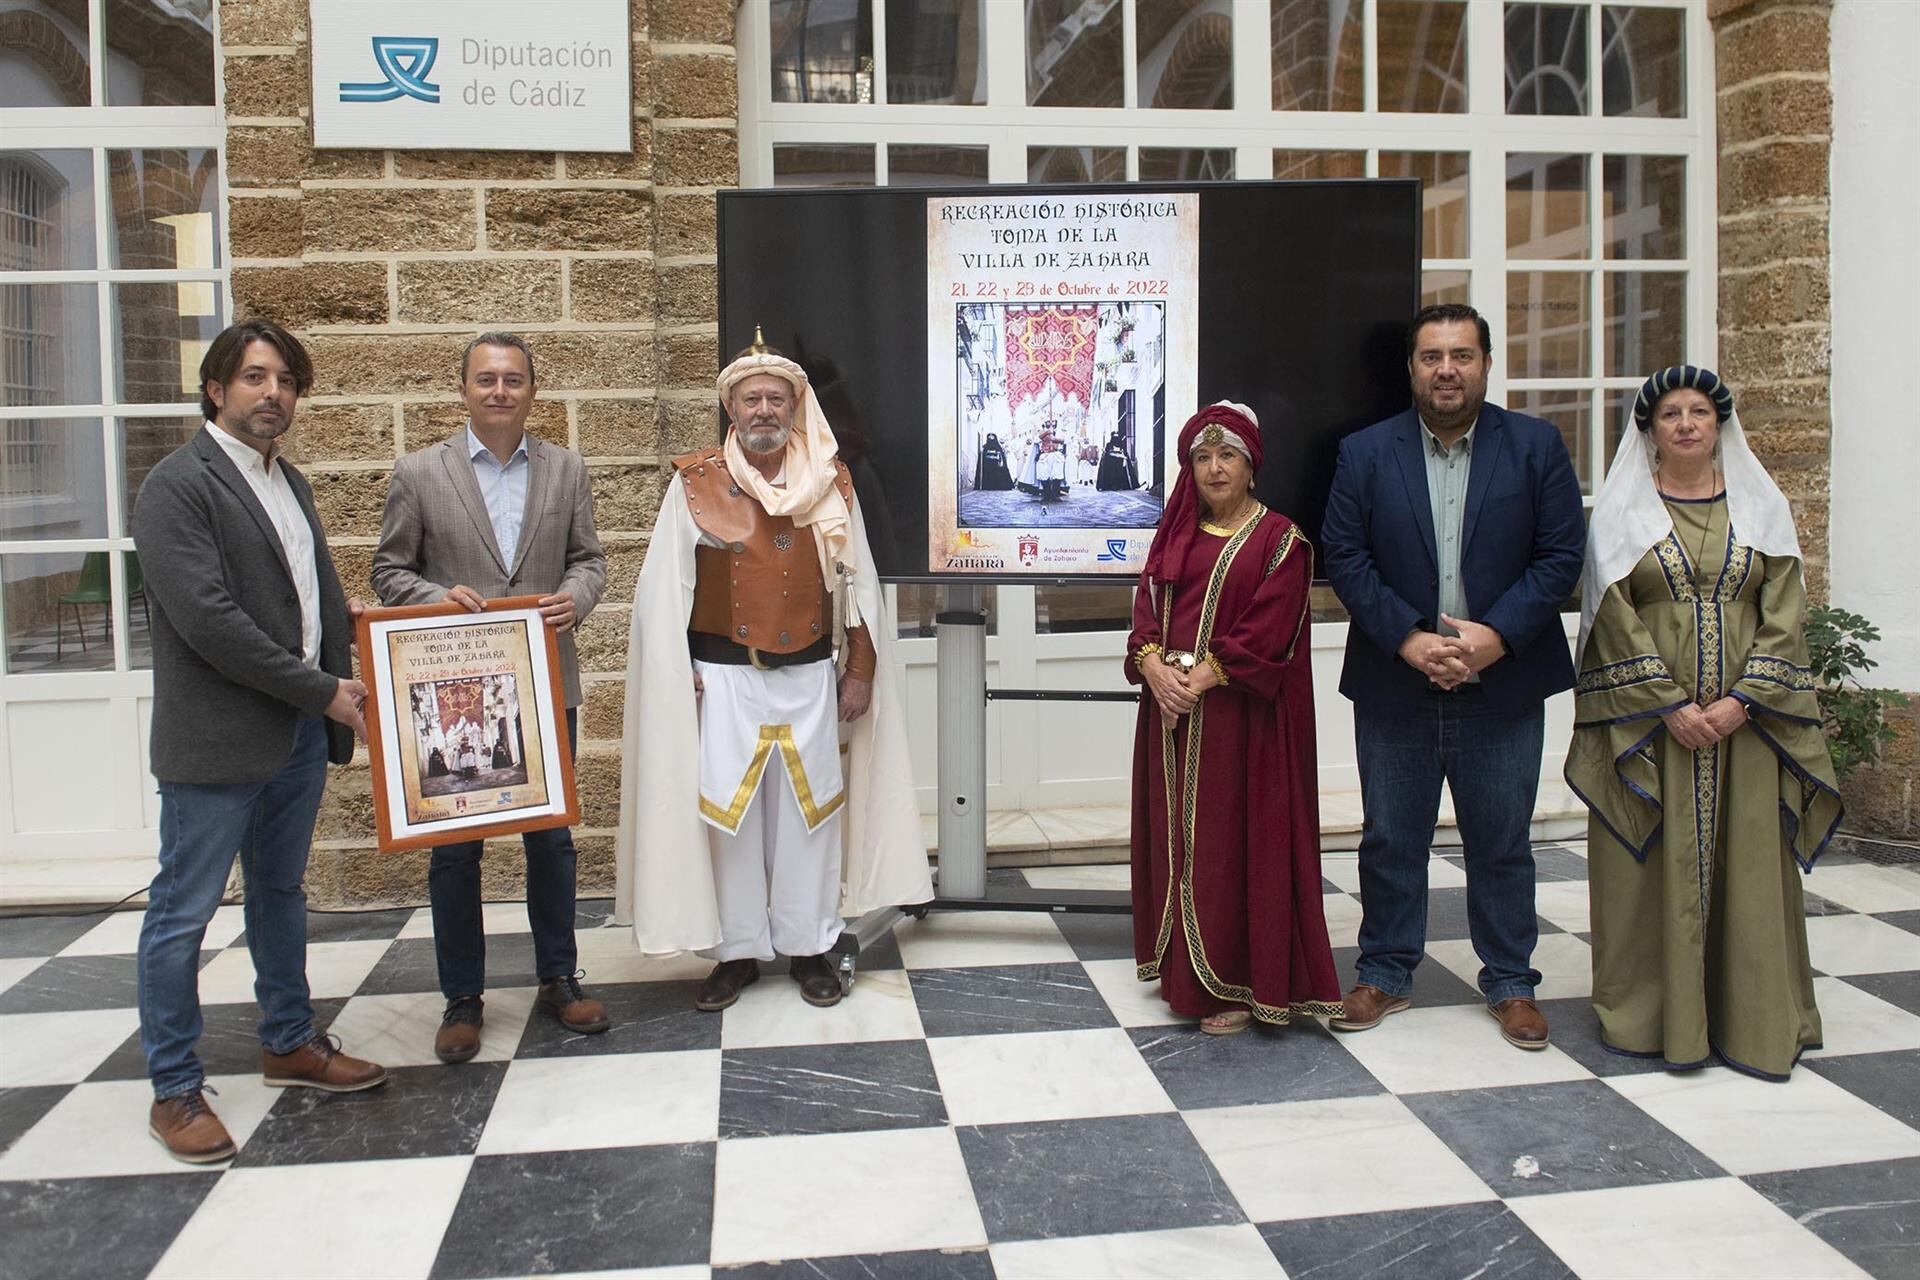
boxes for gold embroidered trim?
[698,729,779,833]
[1202,653,1229,686]
[1264,525,1302,578]
[773,728,847,830]
[1577,653,1672,696]
[697,723,844,833]
[1200,521,1238,537]
[1743,654,1814,692]
[1132,642,1164,672]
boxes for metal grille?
[0,159,66,499]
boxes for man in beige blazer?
[373,332,611,1062]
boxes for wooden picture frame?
[356,597,579,852]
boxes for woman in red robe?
[1126,402,1344,1034]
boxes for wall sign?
[310,0,633,151]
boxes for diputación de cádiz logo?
[339,36,441,103]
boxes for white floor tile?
[573,924,714,985]
[321,987,535,1069]
[1427,857,1470,889]
[1020,863,1131,892]
[1081,958,1184,1028]
[0,1008,140,1086]
[0,957,41,997]
[709,1126,986,1265]
[60,905,246,957]
[194,939,393,1005]
[1320,858,1362,894]
[1805,976,1920,1058]
[396,901,534,941]
[1321,891,1364,950]
[1329,1003,1593,1094]
[1532,880,1593,934]
[0,1073,279,1180]
[150,1155,474,1280]
[719,967,924,1050]
[1802,862,1920,914]
[1428,931,1594,1002]
[990,1223,1285,1279]
[478,1050,721,1154]
[1184,1094,1495,1221]
[1607,1061,1920,1175]
[1806,913,1920,977]
[928,1028,1173,1126]
[549,1270,709,1280]
[1027,806,1129,850]
[1508,1177,1869,1279]
[893,911,1076,969]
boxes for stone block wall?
[218,0,738,904]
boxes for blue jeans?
[429,709,579,999]
[138,716,329,1100]
[1353,689,1544,1004]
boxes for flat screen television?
[716,179,1419,583]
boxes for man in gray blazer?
[373,332,611,1062]
[133,320,388,1165]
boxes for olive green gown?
[1566,494,1843,1078]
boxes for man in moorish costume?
[614,333,932,1009]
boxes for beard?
[1414,379,1484,431]
[740,421,791,455]
[227,404,291,443]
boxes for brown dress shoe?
[1328,983,1412,1032]
[790,954,844,1008]
[262,1033,389,1092]
[696,958,761,1011]
[149,1089,235,1164]
[1489,997,1550,1050]
[434,995,485,1064]
[538,975,610,1034]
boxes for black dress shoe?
[790,953,843,1007]
[695,959,760,1012]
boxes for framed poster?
[357,597,578,852]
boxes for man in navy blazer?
[1320,303,1585,1050]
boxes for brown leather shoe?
[434,995,485,1064]
[538,974,610,1034]
[1489,997,1550,1050]
[696,958,760,1011]
[262,1033,389,1092]
[1328,983,1411,1032]
[790,953,844,1008]
[148,1089,235,1164]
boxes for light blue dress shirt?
[466,425,530,567]
[1421,418,1477,683]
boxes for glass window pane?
[886,0,984,104]
[1035,583,1134,633]
[888,145,989,187]
[1603,154,1685,260]
[1028,147,1127,185]
[894,584,998,638]
[104,0,214,106]
[1272,150,1364,180]
[1505,3,1588,116]
[0,416,106,539]
[1507,152,1589,260]
[1422,270,1471,309]
[112,282,225,406]
[2,283,102,407]
[1605,270,1686,378]
[1139,148,1235,182]
[121,416,199,529]
[1377,0,1467,113]
[4,551,116,674]
[1601,387,1633,481]
[1507,271,1591,378]
[1603,6,1684,118]
[108,149,223,270]
[1,152,96,270]
[1139,0,1232,109]
[773,145,876,188]
[1512,389,1594,492]
[771,0,874,103]
[1027,0,1123,108]
[1381,151,1470,258]
[0,2,91,107]
[1271,0,1363,111]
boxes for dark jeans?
[1353,688,1544,1004]
[429,708,579,999]
[139,716,329,1100]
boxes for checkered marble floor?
[5,843,1920,1279]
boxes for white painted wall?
[1829,0,1920,691]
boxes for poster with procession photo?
[926,193,1199,576]
[357,599,578,852]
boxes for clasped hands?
[1662,697,1748,750]
[1399,614,1505,689]
[1142,653,1222,724]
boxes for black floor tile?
[1745,1156,1920,1280]
[356,935,539,997]
[430,1144,715,1277]
[1840,970,1920,1019]
[1259,1201,1573,1280]
[281,907,417,944]
[235,1062,507,1166]
[720,1040,947,1139]
[0,912,111,960]
[1128,1020,1385,1110]
[0,1085,71,1156]
[1332,946,1484,1008]
[87,998,349,1083]
[1803,1049,1920,1132]
[720,1248,995,1278]
[513,979,720,1058]
[848,928,904,972]
[910,964,1117,1038]
[1531,997,1676,1078]
[1875,909,1920,936]
[0,955,143,1014]
[1530,846,1593,883]
[0,1172,220,1280]
[958,1112,1243,1242]
[1802,892,1855,917]
[1051,911,1137,962]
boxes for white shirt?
[466,425,530,567]
[204,421,323,668]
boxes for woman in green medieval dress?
[1567,365,1842,1080]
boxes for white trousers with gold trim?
[695,659,845,961]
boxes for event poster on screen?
[926,193,1199,576]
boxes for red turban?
[1142,402,1263,585]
